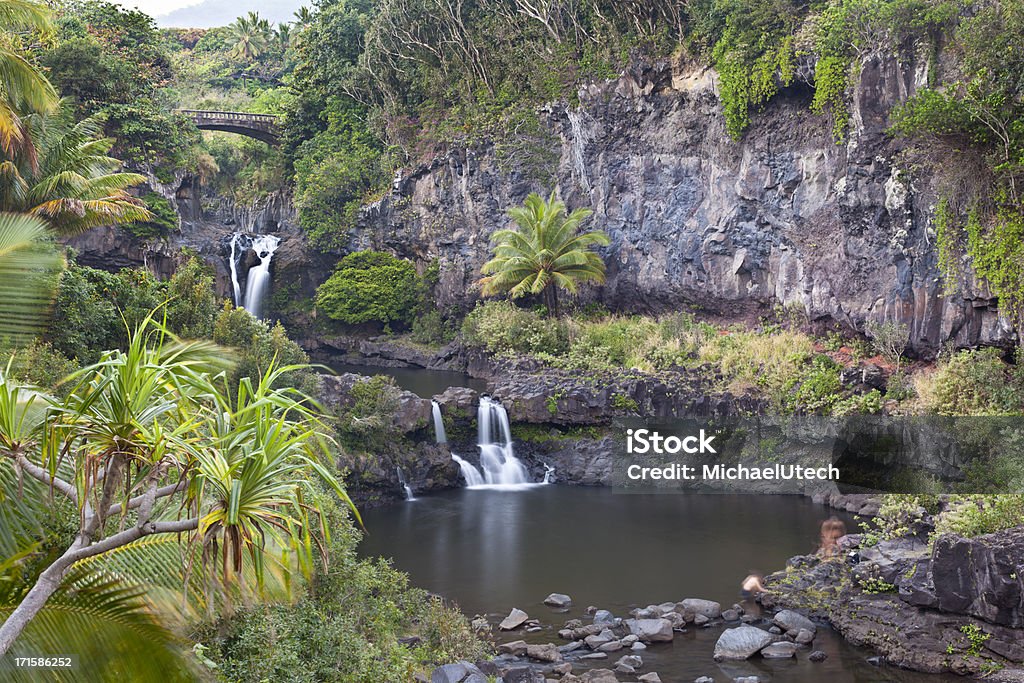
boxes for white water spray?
[451,453,484,487]
[396,467,415,501]
[229,233,242,306]
[542,462,555,484]
[431,401,447,444]
[241,234,280,319]
[476,396,529,486]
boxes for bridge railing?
[176,110,280,124]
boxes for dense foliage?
[315,250,422,329]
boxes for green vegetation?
[315,251,422,330]
[915,348,1024,416]
[480,192,609,316]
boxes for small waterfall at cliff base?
[242,234,280,319]
[476,396,530,486]
[431,401,447,444]
[396,467,415,501]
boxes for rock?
[694,614,710,627]
[584,629,616,649]
[638,675,662,683]
[545,593,573,608]
[679,598,722,619]
[475,660,500,676]
[734,677,760,683]
[498,640,528,656]
[615,655,642,669]
[526,643,562,663]
[593,610,616,625]
[795,628,815,645]
[722,609,740,621]
[503,667,546,683]
[768,626,781,635]
[713,626,774,660]
[580,670,618,683]
[624,618,674,643]
[553,662,572,675]
[694,677,714,683]
[631,642,647,651]
[808,650,828,662]
[761,642,798,659]
[597,641,623,653]
[431,661,487,683]
[500,608,530,631]
[772,610,816,635]
[620,634,638,645]
[613,663,634,675]
[931,527,1024,628]
[579,652,607,660]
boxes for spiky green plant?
[479,191,609,316]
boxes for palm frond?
[0,213,64,344]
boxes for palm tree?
[228,12,271,62]
[479,191,609,316]
[0,102,150,235]
[0,314,358,656]
[0,213,63,344]
[275,22,293,52]
[0,0,57,158]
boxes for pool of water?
[359,486,960,683]
[323,361,488,399]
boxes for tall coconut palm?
[0,314,358,657]
[228,12,272,62]
[0,102,150,235]
[0,0,57,158]
[479,191,609,316]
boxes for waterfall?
[431,401,447,444]
[476,396,529,486]
[396,467,415,501]
[229,233,242,306]
[241,234,280,319]
[542,463,555,484]
[451,453,484,487]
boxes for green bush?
[165,255,218,339]
[782,355,843,414]
[334,375,402,450]
[126,192,178,238]
[212,304,316,394]
[934,495,1024,539]
[461,300,570,356]
[1,341,77,392]
[315,251,421,330]
[917,348,1023,416]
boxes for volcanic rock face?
[930,526,1024,628]
[352,56,1018,355]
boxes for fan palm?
[0,314,358,657]
[0,102,150,235]
[479,191,609,316]
[0,0,57,158]
[0,213,63,344]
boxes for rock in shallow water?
[679,598,722,619]
[809,650,828,662]
[624,617,675,642]
[500,608,530,631]
[761,641,798,658]
[544,593,573,608]
[772,609,816,635]
[713,626,774,660]
[525,643,562,663]
[431,660,487,683]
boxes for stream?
[359,486,962,683]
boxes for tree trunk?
[544,285,559,318]
[0,539,83,656]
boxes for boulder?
[597,641,623,652]
[637,674,662,683]
[526,643,562,663]
[713,626,774,660]
[500,608,530,631]
[678,598,722,619]
[584,629,616,649]
[498,640,528,656]
[593,609,616,625]
[431,661,487,683]
[503,667,546,683]
[809,650,828,662]
[580,670,619,683]
[761,642,798,659]
[624,618,674,643]
[772,610,816,635]
[545,593,573,608]
[722,609,740,621]
[615,655,642,669]
[795,628,815,645]
[931,527,1024,628]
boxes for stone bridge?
[179,110,280,145]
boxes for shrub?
[2,341,77,391]
[700,330,815,397]
[410,309,452,346]
[866,320,910,373]
[916,348,1023,415]
[461,300,569,356]
[782,355,842,414]
[334,375,402,450]
[212,304,316,394]
[934,496,1024,539]
[832,390,884,416]
[165,255,218,339]
[315,251,420,330]
[125,192,178,238]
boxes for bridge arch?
[179,110,281,145]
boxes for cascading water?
[240,234,280,319]
[476,396,529,485]
[542,463,555,484]
[431,401,447,444]
[229,233,243,306]
[396,467,415,501]
[451,453,485,487]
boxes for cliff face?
[352,55,1018,355]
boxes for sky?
[111,0,306,26]
[114,0,196,14]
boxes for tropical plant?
[0,102,150,235]
[228,12,272,62]
[479,191,608,316]
[0,213,63,344]
[0,313,358,657]
[0,0,57,157]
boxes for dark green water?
[324,361,487,398]
[360,486,961,683]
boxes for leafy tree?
[314,250,421,328]
[0,314,357,656]
[479,192,609,316]
[166,254,218,339]
[228,12,272,62]
[0,0,57,157]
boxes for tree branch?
[106,480,187,518]
[13,451,76,504]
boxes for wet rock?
[809,650,828,662]
[631,642,647,651]
[795,628,815,645]
[559,641,584,654]
[637,674,662,683]
[679,598,722,619]
[584,629,616,649]
[503,667,546,683]
[498,640,528,656]
[597,641,623,653]
[713,626,774,660]
[931,527,1024,628]
[553,662,573,675]
[694,614,710,627]
[615,654,642,669]
[734,677,760,683]
[761,642,798,658]
[722,609,740,621]
[772,610,816,635]
[580,670,618,683]
[624,618,674,643]
[694,677,714,683]
[431,661,487,683]
[579,652,608,660]
[593,609,616,625]
[545,593,573,608]
[500,608,530,631]
[526,643,562,663]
